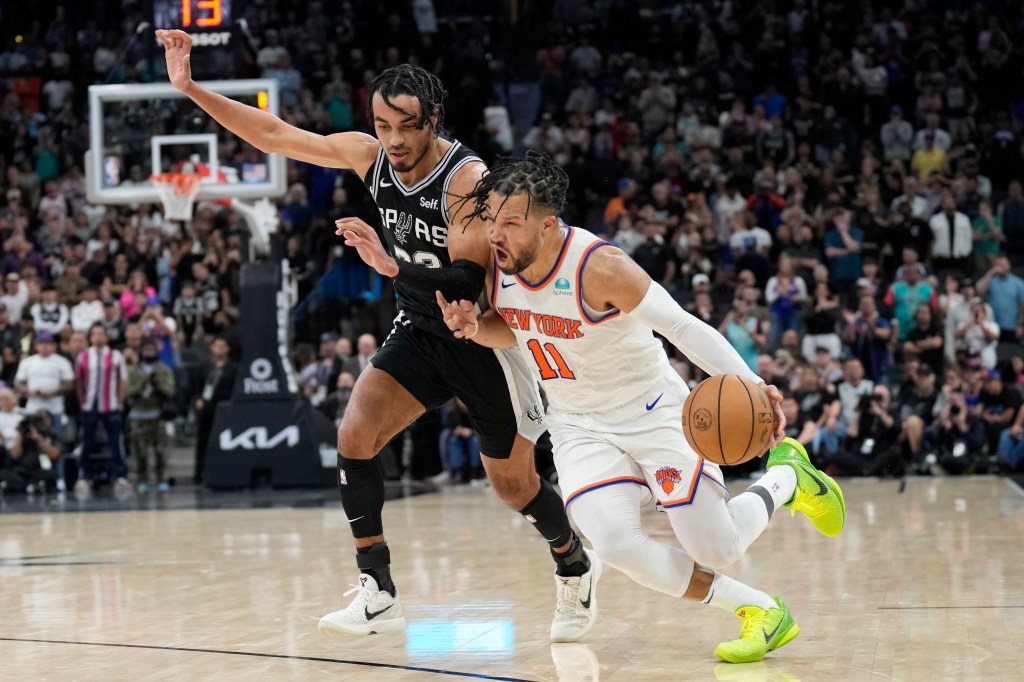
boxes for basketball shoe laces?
[738,606,768,642]
[555,575,585,616]
[343,579,372,606]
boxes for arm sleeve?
[626,282,763,384]
[395,258,487,303]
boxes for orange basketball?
[682,375,775,466]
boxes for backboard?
[86,79,286,205]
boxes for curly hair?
[367,64,447,135]
[459,151,569,226]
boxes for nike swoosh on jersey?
[380,179,393,187]
[500,280,516,289]
[645,393,664,410]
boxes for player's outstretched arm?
[156,30,377,175]
[582,245,786,442]
[435,291,516,349]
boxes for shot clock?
[154,0,241,77]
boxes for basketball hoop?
[151,172,201,221]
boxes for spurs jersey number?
[393,246,443,269]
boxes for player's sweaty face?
[486,192,542,275]
[372,93,433,174]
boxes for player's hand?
[155,30,194,93]
[435,291,479,339]
[761,383,786,452]
[335,217,399,277]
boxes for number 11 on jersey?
[527,339,576,380]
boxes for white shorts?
[548,373,728,511]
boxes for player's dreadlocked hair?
[460,151,570,227]
[367,64,447,135]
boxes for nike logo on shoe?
[580,583,593,610]
[801,466,829,496]
[645,393,664,411]
[365,604,391,621]
[500,280,516,289]
[763,620,782,643]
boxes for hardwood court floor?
[1,477,1022,681]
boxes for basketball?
[682,375,775,466]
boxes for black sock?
[356,542,396,596]
[551,532,590,577]
[337,454,385,539]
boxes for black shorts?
[371,313,545,458]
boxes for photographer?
[1,411,61,494]
[834,386,903,476]
[922,392,985,475]
[954,299,999,369]
[126,339,175,492]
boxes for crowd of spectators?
[3,1,1024,493]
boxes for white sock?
[750,465,798,513]
[703,571,776,612]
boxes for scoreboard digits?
[182,0,224,28]
[154,0,234,46]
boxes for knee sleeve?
[337,454,385,538]
[570,485,694,597]
[683,534,744,569]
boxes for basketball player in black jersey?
[158,30,597,640]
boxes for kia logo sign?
[244,358,280,394]
[219,426,300,450]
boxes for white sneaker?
[551,643,601,682]
[550,548,602,642]
[114,477,133,498]
[429,470,453,487]
[318,573,407,636]
[56,479,66,493]
[74,479,91,499]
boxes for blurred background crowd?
[2,0,1024,495]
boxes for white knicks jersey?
[491,225,672,413]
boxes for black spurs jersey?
[362,139,483,338]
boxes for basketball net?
[150,172,201,221]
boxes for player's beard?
[497,233,542,276]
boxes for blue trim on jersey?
[563,476,651,509]
[515,226,574,290]
[576,240,621,324]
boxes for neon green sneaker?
[714,597,799,664]
[767,437,846,537]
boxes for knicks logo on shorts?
[655,467,682,494]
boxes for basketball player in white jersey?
[437,154,847,663]
[158,32,597,640]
